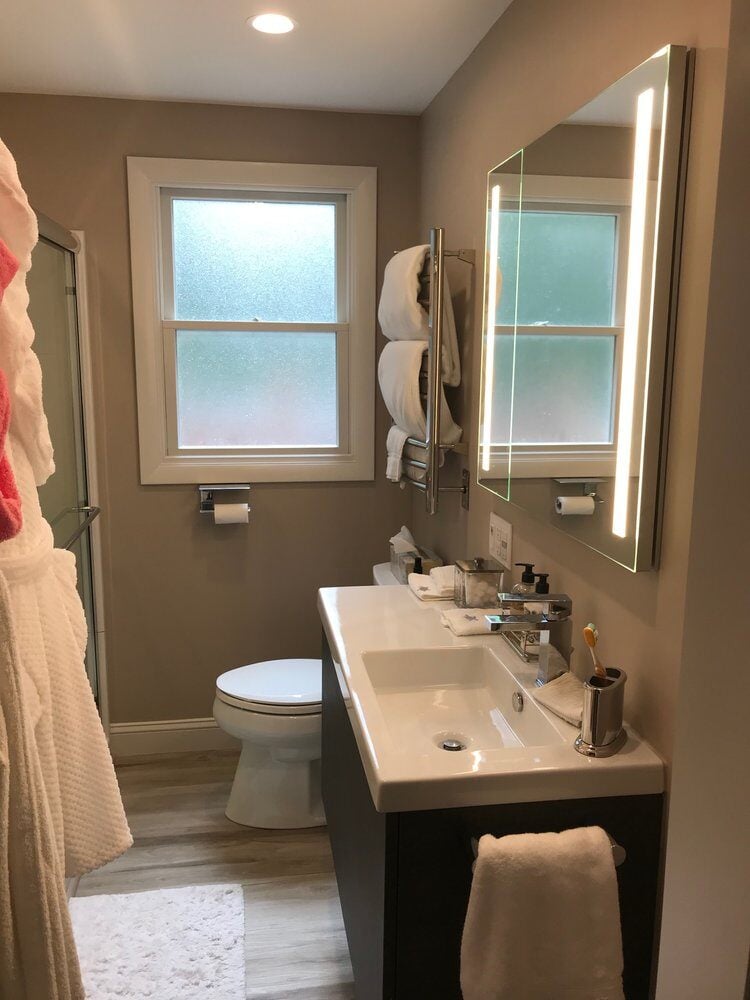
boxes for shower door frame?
[36,214,111,736]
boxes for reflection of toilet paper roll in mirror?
[213,502,249,525]
[555,495,596,516]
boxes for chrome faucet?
[486,593,573,687]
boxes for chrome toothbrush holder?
[574,667,628,758]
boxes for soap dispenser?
[512,563,536,596]
[534,573,550,594]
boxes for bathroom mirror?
[477,46,692,571]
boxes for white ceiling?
[0,0,513,115]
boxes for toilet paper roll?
[213,502,249,525]
[555,495,596,516]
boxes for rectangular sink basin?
[361,646,566,755]
[319,586,664,812]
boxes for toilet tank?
[372,562,402,586]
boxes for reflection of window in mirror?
[490,169,657,479]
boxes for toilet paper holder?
[198,484,251,515]
[553,478,607,503]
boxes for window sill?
[140,452,375,485]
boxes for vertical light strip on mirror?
[481,183,501,472]
[612,88,655,538]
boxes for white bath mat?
[70,883,244,999]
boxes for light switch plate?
[489,512,512,569]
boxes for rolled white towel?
[378,342,462,444]
[440,608,494,636]
[378,246,430,341]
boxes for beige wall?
[524,122,634,178]
[415,0,730,762]
[0,94,417,723]
[657,0,750,991]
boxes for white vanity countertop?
[318,585,664,813]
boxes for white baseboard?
[109,717,239,758]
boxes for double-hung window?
[128,158,376,483]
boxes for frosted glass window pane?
[172,199,337,322]
[509,334,615,444]
[175,330,337,447]
[499,211,616,327]
[491,334,515,445]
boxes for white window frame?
[127,157,377,484]
[489,174,639,479]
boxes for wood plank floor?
[76,750,354,999]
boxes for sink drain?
[433,731,472,752]
[440,738,466,752]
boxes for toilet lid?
[216,659,322,713]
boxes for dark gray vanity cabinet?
[322,635,663,1000]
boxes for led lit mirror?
[478,46,692,571]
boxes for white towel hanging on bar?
[377,342,462,443]
[377,245,461,386]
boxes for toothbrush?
[582,623,607,678]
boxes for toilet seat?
[215,658,322,716]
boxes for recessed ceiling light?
[248,13,296,34]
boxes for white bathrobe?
[0,570,85,1000]
[0,137,132,996]
[1,436,133,877]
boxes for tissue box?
[389,543,443,584]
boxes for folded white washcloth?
[533,671,584,727]
[378,341,462,443]
[386,426,410,482]
[429,565,456,595]
[440,608,493,636]
[461,827,624,1000]
[377,245,461,387]
[408,572,453,601]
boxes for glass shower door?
[26,233,101,704]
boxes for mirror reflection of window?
[492,198,626,452]
[490,76,664,482]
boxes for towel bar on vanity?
[396,228,475,515]
[469,834,626,868]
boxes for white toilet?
[214,565,398,829]
[213,658,324,829]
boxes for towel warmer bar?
[398,227,475,515]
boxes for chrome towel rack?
[398,227,474,515]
